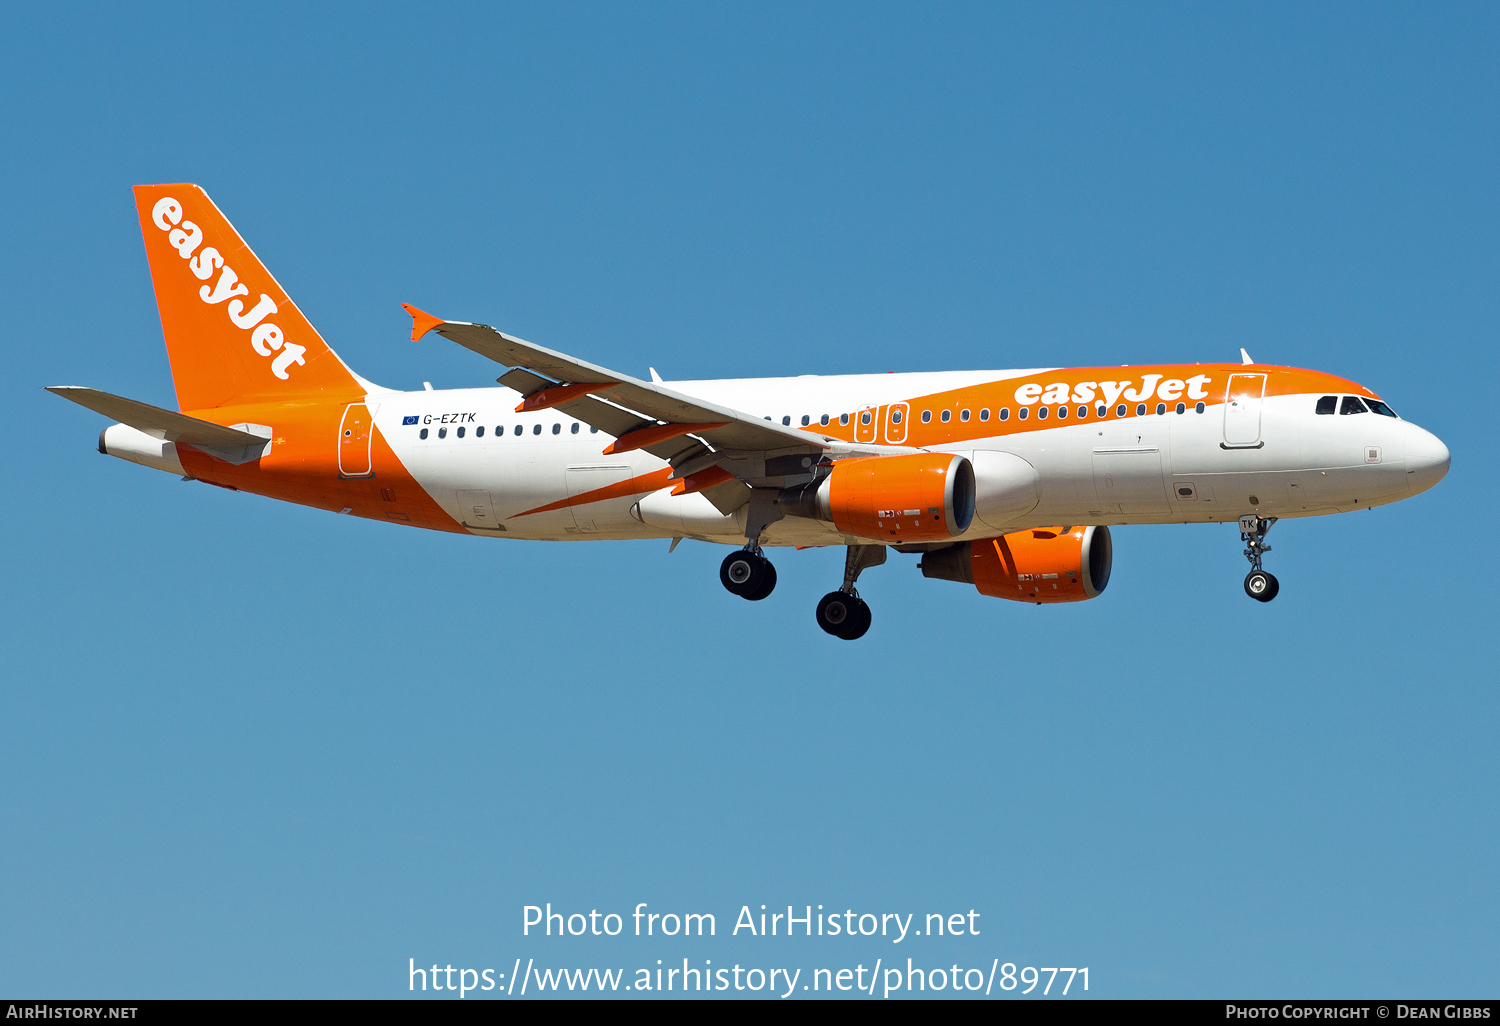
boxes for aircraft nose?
[1404,424,1450,495]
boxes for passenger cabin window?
[533,424,541,435]
[1056,406,1067,419]
[820,414,830,426]
[860,411,872,425]
[1155,403,1166,416]
[1018,408,1029,420]
[515,425,523,436]
[999,408,1010,421]
[571,422,579,434]
[783,416,791,426]
[438,428,446,439]
[979,409,990,421]
[921,411,931,423]
[891,409,903,424]
[940,410,951,423]
[552,423,561,434]
[1316,395,1338,415]
[1136,404,1146,416]
[801,415,809,426]
[476,426,484,437]
[1195,402,1205,413]
[1340,396,1369,415]
[1117,404,1127,417]
[1175,402,1185,414]
[457,426,466,438]
[840,413,850,426]
[1078,406,1088,418]
[1367,399,1398,418]
[1036,407,1048,419]
[420,428,428,439]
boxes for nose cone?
[1404,424,1450,495]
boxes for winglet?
[1240,348,1254,365]
[403,303,446,342]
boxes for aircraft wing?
[404,306,834,508]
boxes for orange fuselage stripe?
[509,468,674,519]
[175,399,466,533]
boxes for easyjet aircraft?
[53,185,1451,639]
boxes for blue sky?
[1,2,1496,998]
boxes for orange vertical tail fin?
[132,184,364,411]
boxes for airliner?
[52,185,1451,639]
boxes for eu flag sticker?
[403,416,419,425]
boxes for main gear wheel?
[721,550,776,601]
[816,591,872,640]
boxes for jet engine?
[778,453,975,543]
[919,525,1112,603]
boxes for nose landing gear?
[1239,514,1279,602]
[721,548,777,600]
[816,544,886,640]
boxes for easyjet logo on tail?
[149,197,305,380]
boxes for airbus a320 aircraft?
[53,185,1451,639]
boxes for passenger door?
[338,403,374,478]
[1223,374,1266,448]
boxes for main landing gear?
[1239,514,1280,603]
[721,489,782,602]
[720,548,777,601]
[816,545,886,641]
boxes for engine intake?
[919,525,1112,603]
[778,453,975,543]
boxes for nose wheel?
[720,548,776,601]
[1239,515,1279,603]
[1244,569,1279,601]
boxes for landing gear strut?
[721,547,776,601]
[816,545,885,640]
[721,489,782,601]
[1239,514,1279,602]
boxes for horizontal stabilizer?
[49,386,272,465]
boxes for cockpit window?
[1316,395,1337,415]
[1339,395,1369,415]
[1366,399,1398,418]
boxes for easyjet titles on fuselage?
[1012,374,1214,408]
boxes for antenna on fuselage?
[650,367,664,384]
[1240,349,1254,365]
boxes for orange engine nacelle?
[918,525,1113,603]
[777,453,975,543]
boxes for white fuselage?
[377,368,1446,546]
